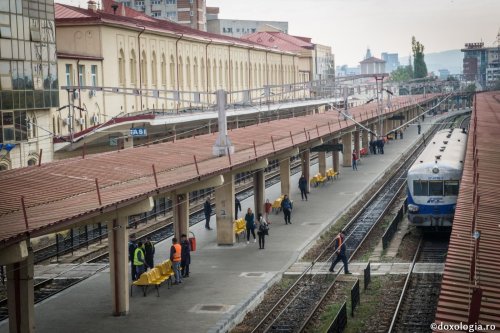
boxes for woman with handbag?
[257,214,269,250]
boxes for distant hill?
[400,49,463,75]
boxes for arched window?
[207,59,212,90]
[225,60,229,89]
[186,57,191,89]
[178,56,183,89]
[218,60,222,88]
[169,55,175,88]
[248,63,253,89]
[27,159,37,167]
[258,64,262,87]
[240,61,244,89]
[141,50,147,86]
[130,50,137,85]
[151,51,157,86]
[253,63,257,88]
[118,49,125,85]
[193,57,198,89]
[234,62,239,90]
[0,162,10,171]
[212,60,217,89]
[201,57,205,89]
[161,54,166,86]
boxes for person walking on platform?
[329,231,351,274]
[204,197,212,230]
[235,197,242,219]
[257,214,269,249]
[129,237,137,280]
[417,123,421,135]
[133,241,146,280]
[180,234,191,278]
[144,237,155,269]
[281,194,292,225]
[245,208,257,244]
[264,199,272,224]
[352,150,358,171]
[170,238,182,284]
[370,140,376,155]
[298,175,308,201]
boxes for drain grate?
[200,305,224,312]
[240,272,266,278]
[190,303,234,314]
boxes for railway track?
[249,114,462,333]
[388,233,449,333]
[0,263,108,321]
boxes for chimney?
[87,0,97,11]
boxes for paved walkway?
[0,112,457,333]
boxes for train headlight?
[408,204,419,213]
[432,167,439,174]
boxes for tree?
[390,66,412,82]
[412,36,428,79]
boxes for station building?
[51,0,300,158]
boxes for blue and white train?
[407,128,467,227]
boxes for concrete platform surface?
[0,112,455,333]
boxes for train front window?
[429,180,444,196]
[444,180,459,196]
[413,180,428,196]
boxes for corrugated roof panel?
[435,92,500,328]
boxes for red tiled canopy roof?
[241,31,314,52]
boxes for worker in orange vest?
[170,238,182,284]
[329,231,351,274]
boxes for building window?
[151,0,162,4]
[65,64,72,86]
[178,56,183,89]
[161,54,166,86]
[91,65,97,86]
[130,50,137,85]
[141,50,147,86]
[151,11,161,17]
[166,0,176,4]
[186,57,191,88]
[169,55,175,88]
[166,11,176,20]
[78,65,85,86]
[119,49,126,85]
[193,57,198,88]
[151,51,157,86]
[200,58,205,89]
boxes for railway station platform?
[0,111,461,333]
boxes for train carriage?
[407,128,467,227]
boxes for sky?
[57,0,500,67]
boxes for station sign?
[310,144,344,152]
[130,128,148,137]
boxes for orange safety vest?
[335,234,343,253]
[172,243,181,262]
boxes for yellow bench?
[234,218,246,241]
[326,168,339,181]
[131,260,174,297]
[310,173,327,187]
[272,195,284,213]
